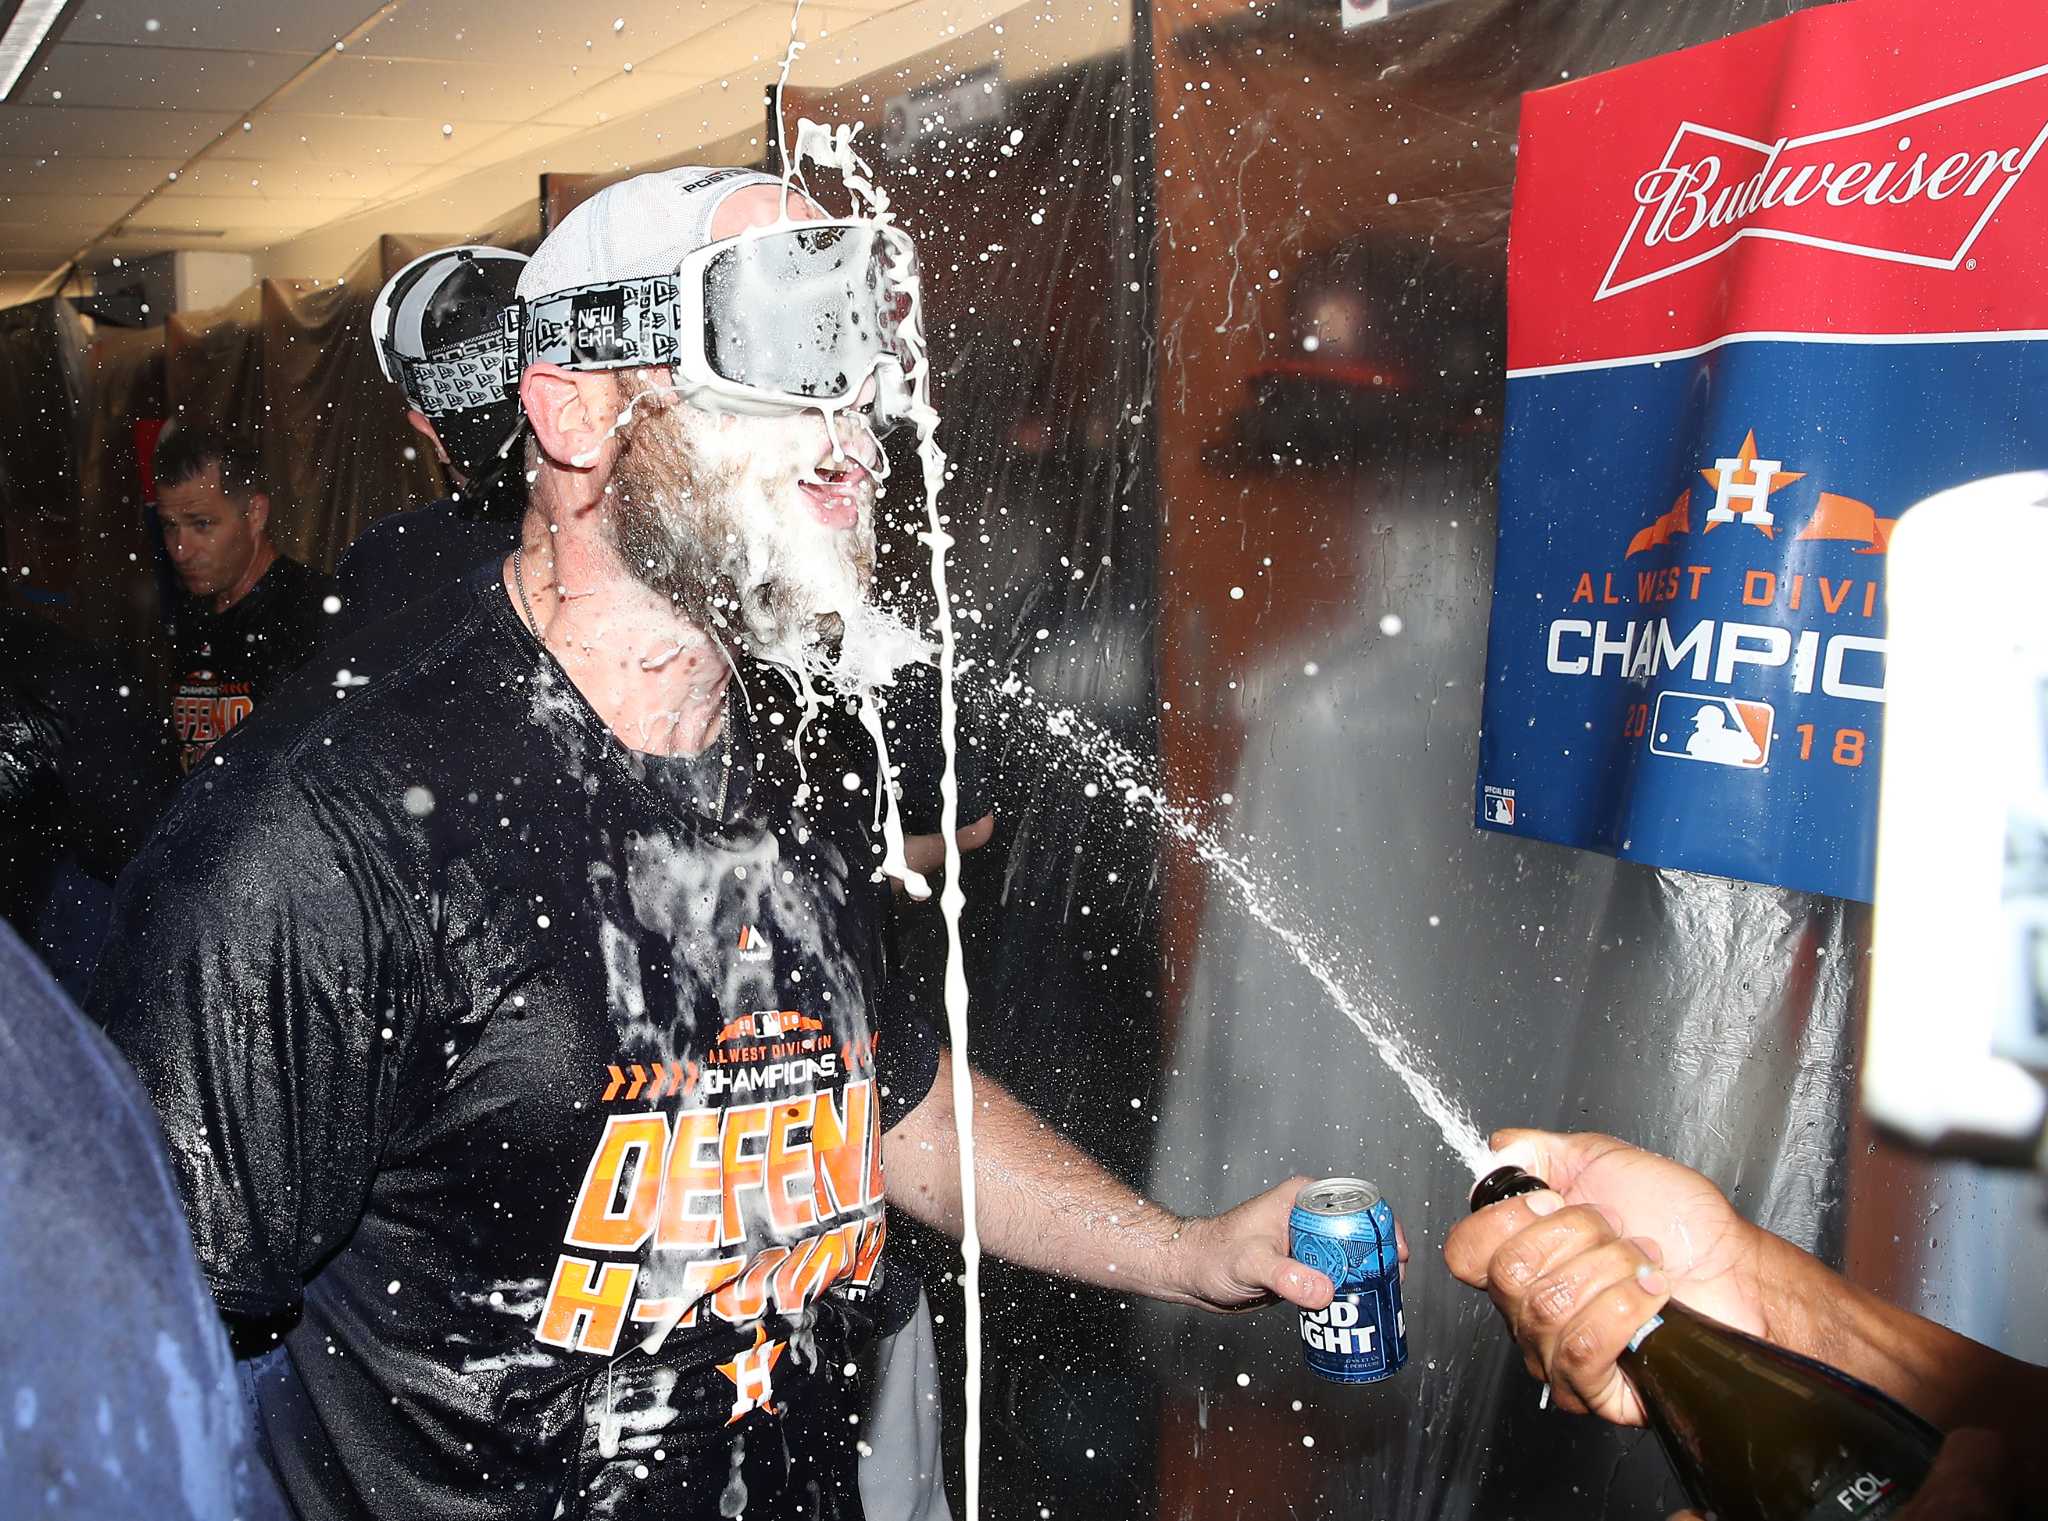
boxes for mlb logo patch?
[1482,787,1516,826]
[1649,693,1775,769]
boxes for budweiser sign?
[1597,61,2048,300]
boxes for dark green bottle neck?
[1469,1164,1547,1211]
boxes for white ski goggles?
[509,219,922,423]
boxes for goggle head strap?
[510,276,681,377]
[371,242,528,411]
[396,327,524,415]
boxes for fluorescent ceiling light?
[0,0,70,103]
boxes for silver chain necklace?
[515,541,732,819]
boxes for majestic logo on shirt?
[735,924,773,965]
[1598,62,2048,299]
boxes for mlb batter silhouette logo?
[1650,693,1775,768]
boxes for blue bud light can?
[1289,1177,1406,1384]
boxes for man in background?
[327,244,530,648]
[154,420,332,770]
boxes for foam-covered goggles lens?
[513,219,922,422]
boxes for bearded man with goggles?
[95,167,1350,1521]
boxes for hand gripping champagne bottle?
[1469,1165,1942,1521]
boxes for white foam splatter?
[786,108,988,1521]
[988,678,1492,1175]
[718,1433,749,1517]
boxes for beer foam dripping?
[784,107,988,1520]
[567,378,932,893]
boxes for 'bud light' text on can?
[1289,1177,1406,1384]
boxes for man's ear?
[521,364,624,471]
[405,409,451,467]
[245,492,271,538]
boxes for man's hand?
[1166,1178,1408,1315]
[1669,1428,2030,1521]
[1443,1129,1771,1426]
[885,1069,1404,1316]
[901,811,995,881]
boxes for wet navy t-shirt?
[93,567,942,1521]
[327,497,520,653]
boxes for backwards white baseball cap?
[512,165,922,425]
[517,166,782,301]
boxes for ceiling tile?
[270,54,590,125]
[0,191,138,228]
[127,191,369,233]
[352,0,752,66]
[0,274,59,304]
[0,259,82,281]
[58,0,382,53]
[0,105,238,159]
[356,120,583,208]
[209,111,505,166]
[631,7,867,81]
[25,44,308,114]
[533,67,719,128]
[165,156,393,200]
[404,120,578,178]
[0,154,186,194]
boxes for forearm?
[884,1058,1195,1302]
[1756,1231,2047,1433]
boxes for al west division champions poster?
[1476,0,2048,902]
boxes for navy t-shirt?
[0,608,176,929]
[328,497,520,653]
[169,555,334,772]
[93,568,943,1521]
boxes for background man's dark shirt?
[0,609,178,993]
[93,568,942,1521]
[170,555,332,771]
[327,496,519,652]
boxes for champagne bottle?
[1469,1165,1942,1521]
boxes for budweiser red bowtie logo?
[1597,62,2048,301]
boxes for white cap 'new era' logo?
[1597,62,2048,301]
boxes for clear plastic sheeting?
[45,217,537,695]
[4,0,2046,1515]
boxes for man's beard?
[605,392,878,663]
